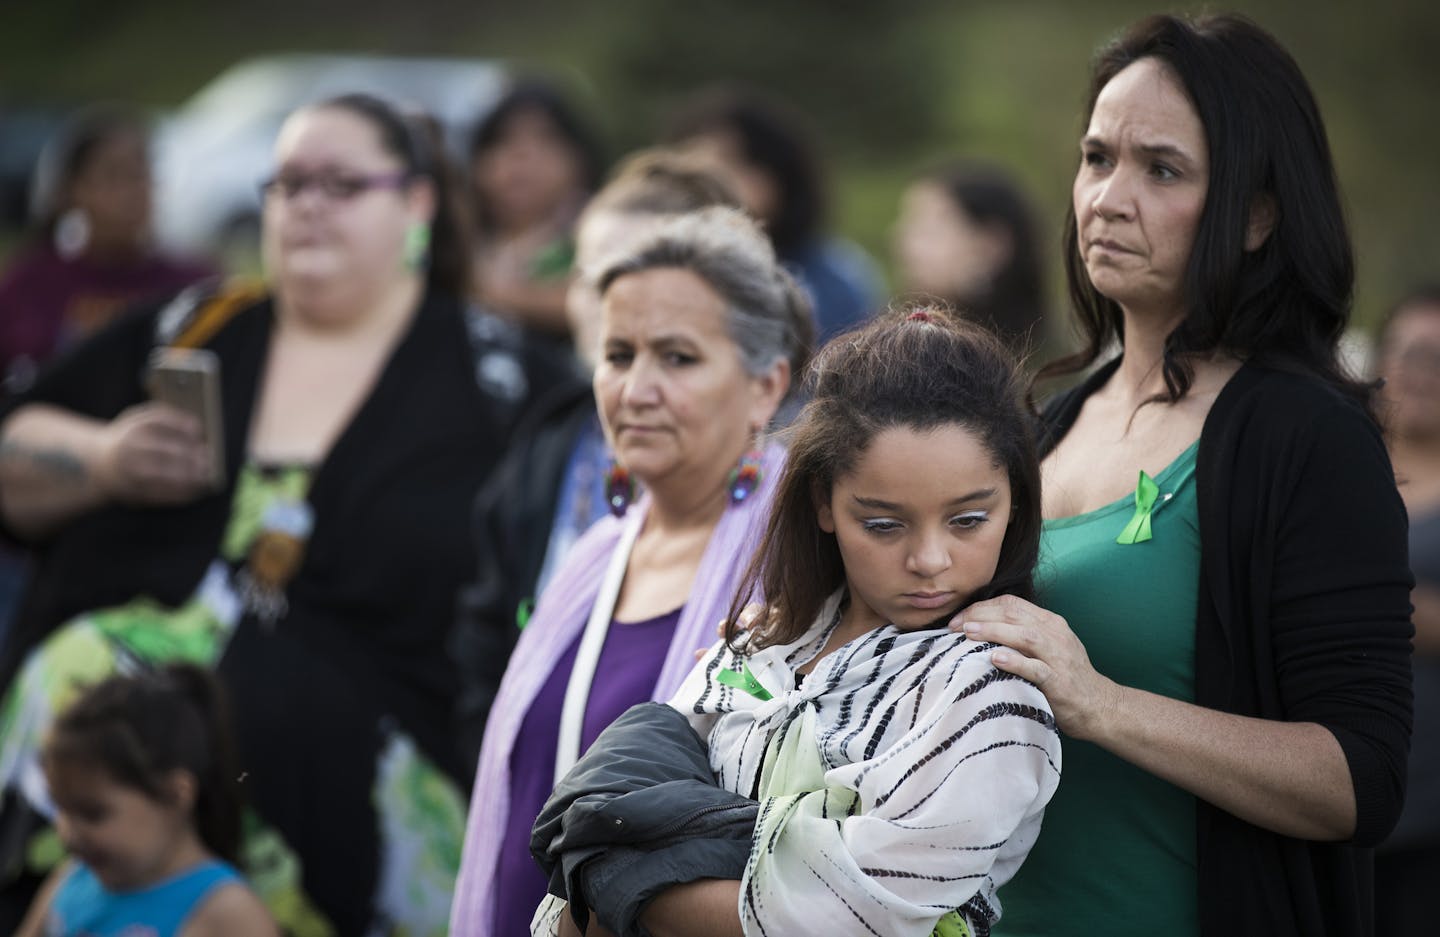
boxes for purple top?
[0,242,216,391]
[492,606,682,936]
[452,443,785,937]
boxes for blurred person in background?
[451,147,744,763]
[0,107,217,687]
[13,664,275,937]
[893,161,1048,358]
[0,106,216,397]
[468,78,605,340]
[667,85,883,342]
[951,14,1412,937]
[450,206,811,937]
[1374,285,1440,937]
[0,92,545,937]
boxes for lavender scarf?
[449,443,785,937]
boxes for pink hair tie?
[907,310,933,323]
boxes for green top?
[996,441,1201,937]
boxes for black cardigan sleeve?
[1257,389,1413,845]
[0,305,159,549]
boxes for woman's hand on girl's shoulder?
[950,594,1122,741]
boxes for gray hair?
[595,206,814,383]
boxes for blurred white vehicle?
[153,53,506,255]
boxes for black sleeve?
[449,463,525,777]
[0,306,161,548]
[1267,401,1413,846]
[0,303,159,425]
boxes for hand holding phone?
[143,347,226,490]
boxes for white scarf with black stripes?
[669,590,1062,937]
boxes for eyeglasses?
[259,171,410,202]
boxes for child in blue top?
[14,664,274,937]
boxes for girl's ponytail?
[162,663,243,864]
[42,663,245,864]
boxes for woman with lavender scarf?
[451,206,813,937]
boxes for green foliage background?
[3,0,1436,336]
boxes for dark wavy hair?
[313,93,471,300]
[42,664,243,864]
[729,305,1042,649]
[666,86,826,260]
[1043,13,1372,415]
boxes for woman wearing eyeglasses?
[0,94,549,937]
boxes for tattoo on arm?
[0,439,88,485]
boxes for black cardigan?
[451,373,595,769]
[0,289,537,777]
[1039,359,1413,936]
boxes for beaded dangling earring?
[604,459,635,517]
[727,447,763,505]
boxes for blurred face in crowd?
[1380,301,1440,442]
[472,107,586,231]
[566,208,658,371]
[683,131,780,228]
[69,128,153,253]
[595,266,785,500]
[262,105,432,321]
[1072,57,1209,321]
[46,756,196,892]
[893,181,1011,304]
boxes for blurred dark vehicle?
[152,53,507,257]
[0,103,72,232]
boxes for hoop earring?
[727,447,763,505]
[604,459,635,517]
[54,208,90,259]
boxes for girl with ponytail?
[13,664,274,937]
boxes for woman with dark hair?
[1374,285,1440,937]
[893,161,1047,356]
[0,93,545,936]
[469,79,605,337]
[667,86,881,342]
[0,107,216,397]
[948,13,1412,937]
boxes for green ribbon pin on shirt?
[1116,469,1160,545]
[715,662,773,701]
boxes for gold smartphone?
[145,347,226,489]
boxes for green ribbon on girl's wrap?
[1116,470,1161,545]
[715,661,773,701]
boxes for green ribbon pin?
[1116,470,1160,545]
[715,662,773,701]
